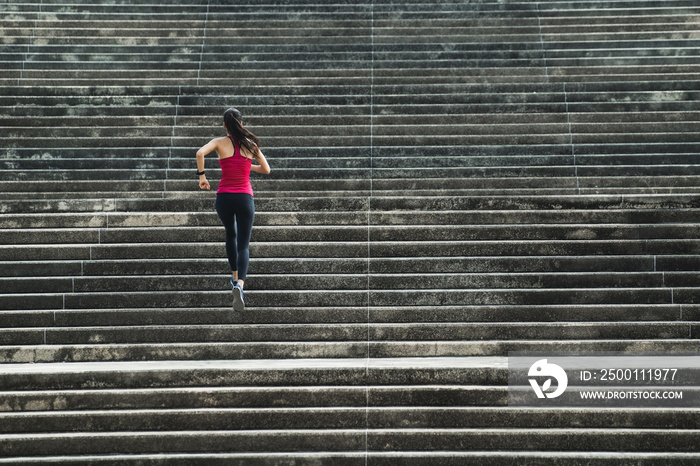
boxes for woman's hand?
[196,138,218,190]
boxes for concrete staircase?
[1,0,700,463]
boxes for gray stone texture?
[1,0,700,463]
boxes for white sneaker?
[232,281,245,312]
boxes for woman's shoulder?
[210,135,232,148]
[210,136,235,159]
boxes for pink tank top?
[217,136,254,196]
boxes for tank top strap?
[227,135,241,157]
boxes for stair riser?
[1,430,699,457]
[2,408,700,433]
[2,340,697,363]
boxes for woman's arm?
[196,139,218,190]
[251,149,271,175]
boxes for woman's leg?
[215,194,238,278]
[234,194,255,289]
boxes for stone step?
[539,7,700,21]
[0,358,507,389]
[0,104,670,121]
[4,122,698,140]
[5,80,699,99]
[0,143,697,162]
[11,54,699,69]
[2,117,698,138]
[1,303,690,328]
[3,223,700,245]
[1,135,614,149]
[1,428,695,458]
[5,40,700,62]
[7,66,547,80]
[0,196,370,214]
[7,73,565,87]
[3,194,700,216]
[0,195,472,214]
[0,287,680,312]
[4,111,698,128]
[4,185,697,199]
[2,238,698,262]
[1,123,578,140]
[0,93,559,107]
[0,44,551,59]
[4,43,699,64]
[546,47,700,59]
[1,163,698,184]
[0,271,680,295]
[1,452,700,466]
[0,385,503,411]
[547,65,700,80]
[11,60,365,71]
[1,321,693,347]
[7,138,683,154]
[0,302,684,328]
[3,12,697,23]
[0,271,693,299]
[2,7,696,21]
[0,210,369,228]
[4,36,700,50]
[2,181,698,199]
[6,207,696,229]
[2,338,697,363]
[1,98,697,117]
[0,255,672,278]
[0,156,579,171]
[19,48,590,63]
[575,142,700,155]
[5,162,700,179]
[2,406,700,433]
[0,13,523,23]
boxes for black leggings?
[215,193,255,281]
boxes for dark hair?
[223,108,261,158]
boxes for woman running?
[196,107,271,311]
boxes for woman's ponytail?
[223,108,261,159]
